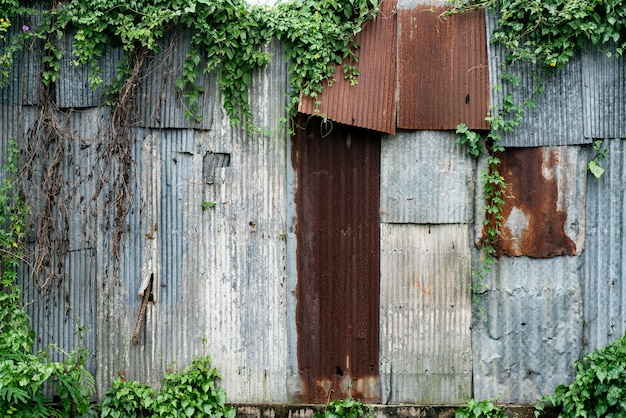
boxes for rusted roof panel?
[380,130,475,224]
[292,114,381,403]
[297,0,397,135]
[487,146,587,258]
[472,253,583,402]
[380,223,472,404]
[397,6,490,130]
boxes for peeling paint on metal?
[380,130,475,224]
[493,146,587,258]
[486,11,589,147]
[397,6,490,130]
[297,0,397,134]
[472,253,583,402]
[380,223,472,404]
[292,114,381,403]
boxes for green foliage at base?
[0,140,95,417]
[313,397,374,418]
[100,355,235,418]
[536,331,626,418]
[456,399,508,418]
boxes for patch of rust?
[493,147,576,258]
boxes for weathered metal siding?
[486,12,589,147]
[584,139,626,351]
[472,253,583,402]
[56,35,123,108]
[380,223,472,404]
[493,146,587,258]
[581,45,626,139]
[297,0,397,134]
[380,130,475,224]
[397,6,490,130]
[292,114,381,403]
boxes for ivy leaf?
[588,160,605,179]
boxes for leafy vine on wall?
[451,0,626,299]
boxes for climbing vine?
[450,0,626,303]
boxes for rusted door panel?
[292,114,381,403]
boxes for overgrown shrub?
[313,396,374,418]
[100,355,235,418]
[456,398,508,418]
[537,331,626,417]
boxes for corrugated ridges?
[137,29,216,130]
[380,223,472,404]
[0,6,43,105]
[583,139,626,352]
[380,130,475,224]
[297,0,397,134]
[472,253,583,402]
[397,6,490,130]
[582,45,626,139]
[486,11,589,147]
[56,34,124,108]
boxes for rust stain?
[397,6,490,130]
[412,275,433,300]
[492,147,576,258]
[292,114,381,403]
[297,0,397,134]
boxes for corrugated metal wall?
[3,2,626,409]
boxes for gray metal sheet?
[380,223,472,404]
[581,45,626,139]
[137,29,215,130]
[380,130,475,224]
[584,138,626,352]
[486,12,589,147]
[56,33,124,108]
[472,253,583,402]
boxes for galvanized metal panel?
[486,11,589,147]
[492,146,587,258]
[397,6,490,130]
[56,34,124,108]
[472,254,583,402]
[581,44,626,139]
[380,130,475,224]
[292,113,381,403]
[379,223,472,404]
[96,42,290,402]
[0,12,43,105]
[297,0,397,134]
[583,138,626,352]
[137,29,215,130]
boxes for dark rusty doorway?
[292,114,381,403]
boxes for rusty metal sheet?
[488,146,587,258]
[297,0,397,134]
[397,6,490,130]
[292,114,381,403]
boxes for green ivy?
[0,140,95,417]
[456,398,508,418]
[1,0,377,131]
[100,355,235,418]
[536,331,626,417]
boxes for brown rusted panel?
[492,147,577,258]
[292,114,381,403]
[397,6,490,130]
[297,0,397,135]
